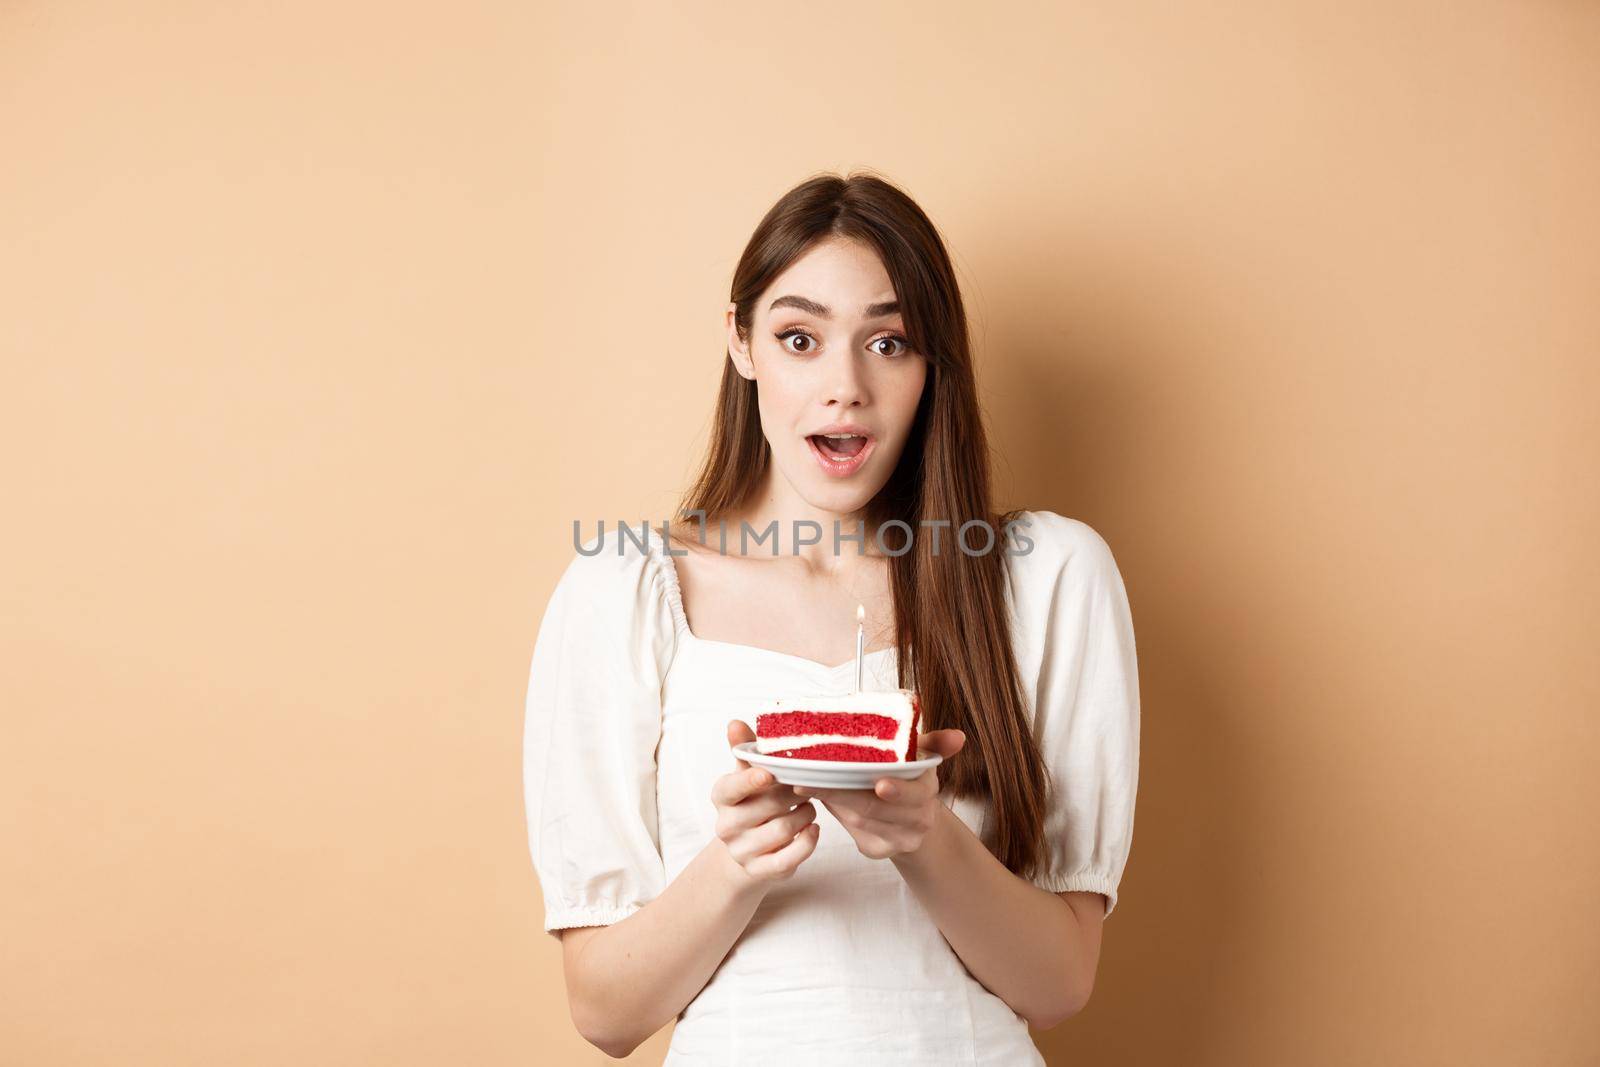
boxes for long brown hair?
[674,170,1049,880]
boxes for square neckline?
[648,526,899,674]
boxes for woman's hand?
[792,729,967,860]
[711,720,821,886]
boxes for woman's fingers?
[744,820,821,880]
[712,766,776,807]
[735,804,821,873]
[726,719,757,766]
[728,786,803,832]
[875,773,935,805]
[721,789,813,847]
[726,800,816,864]
[712,767,802,811]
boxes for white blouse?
[522,509,1140,1065]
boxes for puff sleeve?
[522,531,680,937]
[1008,511,1141,918]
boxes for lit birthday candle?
[854,602,865,693]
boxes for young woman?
[523,172,1139,1064]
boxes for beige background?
[3,2,1597,1063]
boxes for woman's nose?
[821,348,868,406]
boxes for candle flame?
[856,603,865,622]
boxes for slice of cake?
[753,689,922,763]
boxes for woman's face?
[727,236,928,520]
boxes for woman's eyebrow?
[768,294,900,319]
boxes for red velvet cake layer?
[755,710,899,740]
[768,743,899,762]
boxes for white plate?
[732,741,942,790]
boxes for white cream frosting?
[754,733,899,754]
[760,688,917,715]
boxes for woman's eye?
[775,328,815,354]
[872,334,910,358]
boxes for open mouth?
[810,433,869,458]
[806,432,876,476]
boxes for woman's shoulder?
[554,521,686,634]
[1002,510,1135,679]
[1003,508,1121,582]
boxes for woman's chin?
[794,479,885,520]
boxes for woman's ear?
[726,304,756,381]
